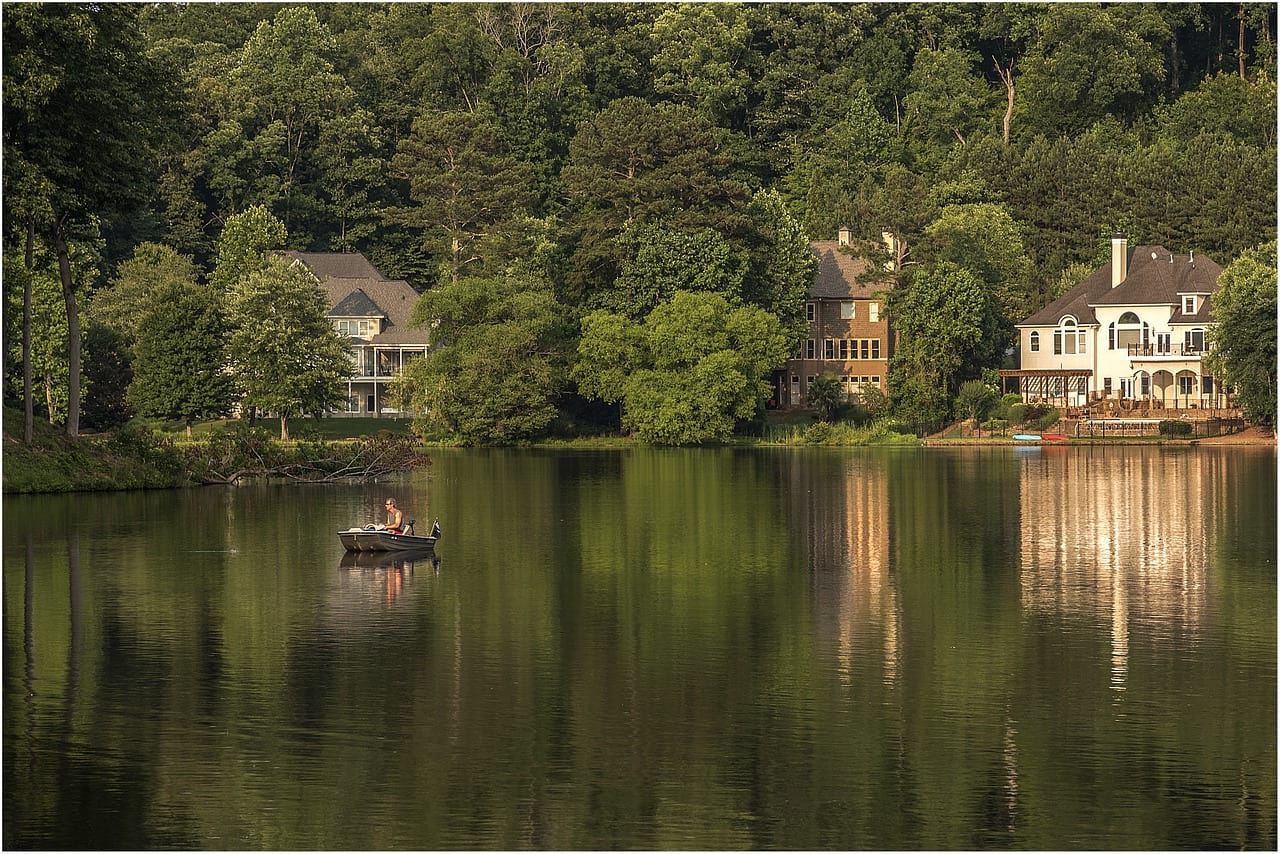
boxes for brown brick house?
[775,229,895,408]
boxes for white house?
[281,251,429,416]
[1006,234,1228,412]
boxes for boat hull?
[339,521,440,552]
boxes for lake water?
[4,446,1275,849]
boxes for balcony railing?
[1127,343,1203,357]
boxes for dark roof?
[809,241,893,300]
[281,251,389,282]
[328,289,385,319]
[318,277,429,346]
[1020,245,1223,326]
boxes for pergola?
[998,369,1093,411]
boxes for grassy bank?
[3,414,190,493]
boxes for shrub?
[983,418,1009,435]
[804,421,833,444]
[1008,403,1027,424]
[1032,408,1061,431]
[1159,419,1193,437]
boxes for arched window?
[1029,331,1040,352]
[1054,317,1085,355]
[1115,312,1145,351]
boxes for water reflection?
[3,449,1274,850]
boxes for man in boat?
[384,497,404,534]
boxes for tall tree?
[225,256,351,440]
[208,205,287,296]
[574,291,790,444]
[1207,240,1277,428]
[127,281,235,436]
[398,272,572,444]
[650,4,753,129]
[3,4,180,438]
[388,110,533,285]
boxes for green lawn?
[139,416,416,441]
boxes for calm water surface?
[4,446,1275,849]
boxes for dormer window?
[1183,295,1197,315]
[336,319,373,338]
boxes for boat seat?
[404,519,415,535]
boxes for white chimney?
[1111,233,1128,288]
[881,230,898,272]
[838,226,851,247]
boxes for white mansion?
[1006,234,1229,412]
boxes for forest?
[4,2,1277,443]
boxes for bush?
[804,421,833,444]
[1159,419,1193,437]
[983,418,1009,435]
[1008,403,1027,424]
[1032,408,1061,431]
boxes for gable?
[328,289,385,319]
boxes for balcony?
[1127,343,1203,359]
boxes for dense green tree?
[127,280,235,436]
[574,291,790,444]
[889,263,1005,422]
[89,243,200,346]
[903,46,996,156]
[651,4,753,129]
[3,3,181,438]
[400,272,572,444]
[1207,241,1277,428]
[1017,4,1169,137]
[1153,73,1277,146]
[742,189,819,347]
[596,223,747,319]
[559,97,750,301]
[922,202,1033,324]
[389,109,534,284]
[225,255,351,440]
[208,205,287,296]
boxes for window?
[1115,312,1144,350]
[823,339,835,360]
[805,339,816,359]
[1053,319,1086,355]
[1183,295,1196,314]
[345,393,361,413]
[1202,375,1214,395]
[860,340,869,360]
[1179,375,1195,395]
[839,340,850,359]
[871,340,881,359]
[869,302,880,323]
[806,375,816,388]
[1185,328,1205,353]
[840,301,854,320]
[806,303,816,322]
[1156,332,1170,354]
[1103,377,1112,396]
[1030,331,1040,352]
[1141,374,1151,396]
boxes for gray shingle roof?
[281,251,388,282]
[328,289,385,319]
[809,241,893,300]
[1020,245,1223,326]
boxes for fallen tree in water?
[185,424,429,485]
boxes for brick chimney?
[1111,233,1128,288]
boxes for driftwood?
[186,430,429,485]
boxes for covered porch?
[999,369,1093,415]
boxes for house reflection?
[1017,449,1223,689]
[796,456,899,688]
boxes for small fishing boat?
[1013,434,1041,441]
[339,519,441,552]
[1041,433,1069,441]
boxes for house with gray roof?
[281,251,429,416]
[1005,234,1228,413]
[776,228,896,408]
